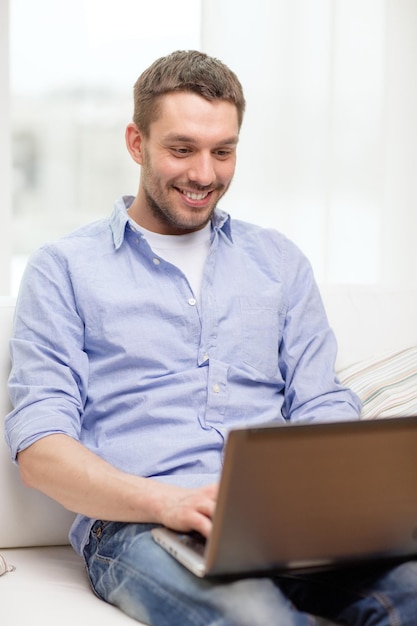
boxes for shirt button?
[153,258,160,265]
[188,298,196,306]
[203,353,209,362]
[213,383,220,393]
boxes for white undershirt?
[129,219,211,309]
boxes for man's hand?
[157,483,218,539]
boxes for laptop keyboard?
[178,531,207,556]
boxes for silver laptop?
[151,416,417,577]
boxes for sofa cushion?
[338,346,417,419]
[1,546,138,624]
[320,284,417,370]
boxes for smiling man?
[6,50,417,626]
[126,90,239,234]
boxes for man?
[5,50,417,625]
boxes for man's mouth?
[178,188,211,201]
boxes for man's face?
[132,92,239,234]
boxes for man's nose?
[187,153,216,186]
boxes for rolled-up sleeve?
[6,245,88,460]
[278,240,362,423]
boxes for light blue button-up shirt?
[5,196,361,554]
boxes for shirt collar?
[211,208,233,242]
[110,196,134,250]
[110,196,233,250]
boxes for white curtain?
[201,0,417,285]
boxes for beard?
[143,186,218,233]
[141,150,231,234]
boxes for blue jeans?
[83,521,417,625]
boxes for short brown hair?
[133,50,245,136]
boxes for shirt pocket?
[240,297,280,378]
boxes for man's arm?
[17,434,217,538]
[278,237,362,422]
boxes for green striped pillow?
[338,346,417,419]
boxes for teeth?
[182,190,209,201]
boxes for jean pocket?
[240,297,280,378]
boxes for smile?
[178,188,211,201]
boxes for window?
[9,0,201,294]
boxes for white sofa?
[2,285,417,624]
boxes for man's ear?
[125,123,144,165]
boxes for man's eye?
[215,150,232,158]
[172,148,190,156]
